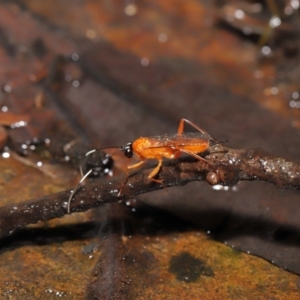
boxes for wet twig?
[0,145,299,239]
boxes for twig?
[0,145,299,239]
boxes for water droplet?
[65,74,72,82]
[86,29,97,39]
[140,58,149,66]
[124,4,138,16]
[72,80,80,88]
[270,87,278,95]
[1,106,8,112]
[261,46,271,56]
[292,91,299,99]
[158,33,168,43]
[10,120,27,128]
[71,53,79,61]
[234,9,245,19]
[269,16,281,28]
[2,152,10,158]
[3,84,12,93]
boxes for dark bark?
[0,145,299,239]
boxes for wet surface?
[169,252,214,282]
[1,0,300,299]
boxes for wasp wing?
[146,132,210,149]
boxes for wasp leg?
[177,118,208,135]
[178,118,218,144]
[128,160,145,170]
[180,149,213,168]
[118,160,145,197]
[148,159,164,184]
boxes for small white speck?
[71,53,80,61]
[72,80,80,88]
[270,87,278,95]
[290,100,300,109]
[3,85,12,93]
[2,152,10,158]
[86,29,97,39]
[232,186,238,191]
[10,120,27,128]
[158,33,168,43]
[269,16,281,28]
[234,9,245,19]
[141,57,149,66]
[124,4,138,16]
[261,46,271,56]
[29,74,36,81]
[65,74,72,82]
[292,91,299,99]
[291,0,300,9]
[284,7,293,15]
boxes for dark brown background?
[1,1,300,299]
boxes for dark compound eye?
[123,142,133,158]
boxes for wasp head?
[122,142,133,158]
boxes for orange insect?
[67,119,216,213]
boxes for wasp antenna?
[92,146,121,151]
[85,149,97,157]
[67,168,93,213]
[83,146,121,158]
